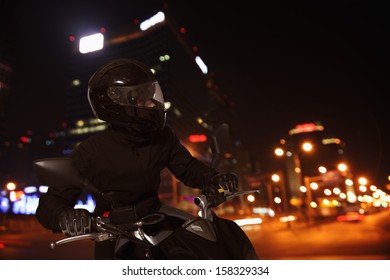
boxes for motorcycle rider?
[35,58,240,259]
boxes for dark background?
[1,0,389,185]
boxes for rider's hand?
[207,172,238,195]
[58,209,92,237]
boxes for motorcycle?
[33,123,259,259]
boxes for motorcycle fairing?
[182,218,217,242]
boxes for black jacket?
[35,125,216,233]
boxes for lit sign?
[289,123,324,135]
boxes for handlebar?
[50,189,260,248]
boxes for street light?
[6,182,16,191]
[271,172,289,212]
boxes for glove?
[58,209,92,237]
[208,172,239,194]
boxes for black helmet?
[88,58,166,135]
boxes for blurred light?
[309,201,317,208]
[302,142,313,152]
[45,139,55,146]
[10,191,24,202]
[369,185,377,192]
[274,148,284,157]
[279,215,296,222]
[172,107,182,117]
[20,136,32,143]
[76,120,85,127]
[140,11,165,31]
[358,177,368,185]
[0,197,10,213]
[195,56,208,74]
[188,134,207,143]
[271,174,280,182]
[24,186,37,194]
[12,194,39,215]
[290,197,303,207]
[39,186,49,193]
[234,217,262,226]
[338,163,347,172]
[333,187,341,195]
[339,192,347,199]
[159,54,170,62]
[72,79,80,86]
[345,179,353,186]
[6,182,16,191]
[310,182,319,190]
[247,194,255,202]
[79,33,104,54]
[252,207,275,217]
[318,166,327,173]
[359,185,367,192]
[337,213,364,222]
[63,148,74,155]
[74,194,96,213]
[346,191,357,203]
[289,122,324,135]
[322,137,341,145]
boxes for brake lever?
[50,232,114,249]
[225,190,260,201]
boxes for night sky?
[2,1,390,186]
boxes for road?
[0,209,389,260]
[246,209,390,260]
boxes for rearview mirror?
[210,123,230,168]
[33,157,85,188]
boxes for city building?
[275,121,352,218]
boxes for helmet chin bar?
[124,106,165,132]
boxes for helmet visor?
[107,82,165,109]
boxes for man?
[35,58,240,259]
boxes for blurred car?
[336,204,365,222]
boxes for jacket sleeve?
[35,142,94,232]
[166,129,217,189]
[35,180,82,232]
